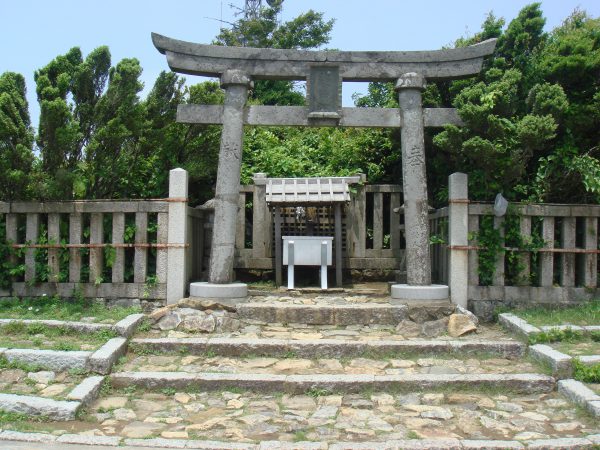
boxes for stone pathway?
[121,353,539,376]
[144,321,509,342]
[15,388,600,443]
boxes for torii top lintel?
[152,33,497,82]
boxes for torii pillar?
[189,70,251,302]
[390,73,448,303]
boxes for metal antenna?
[244,0,262,19]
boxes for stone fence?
[0,169,194,305]
[443,173,600,319]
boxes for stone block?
[579,355,600,365]
[56,434,120,446]
[113,313,145,337]
[526,438,593,449]
[588,400,600,417]
[558,379,600,405]
[88,338,128,374]
[461,440,523,449]
[497,313,540,340]
[125,438,187,448]
[260,442,324,450]
[4,348,90,371]
[67,375,105,405]
[0,393,79,420]
[0,430,56,443]
[529,344,573,378]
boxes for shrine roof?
[256,176,362,205]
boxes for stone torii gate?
[152,33,496,303]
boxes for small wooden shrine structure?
[264,175,361,287]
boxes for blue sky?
[1,0,599,127]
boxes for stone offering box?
[283,236,333,289]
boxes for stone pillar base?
[189,282,248,306]
[390,284,449,304]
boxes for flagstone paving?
[8,388,599,443]
[0,367,86,400]
[140,322,510,341]
[119,353,539,376]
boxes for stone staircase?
[81,294,599,447]
[8,293,599,449]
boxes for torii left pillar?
[190,69,251,303]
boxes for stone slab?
[237,303,408,325]
[578,355,600,365]
[4,348,90,371]
[529,344,573,379]
[189,282,248,301]
[114,313,145,338]
[526,438,593,449]
[56,434,120,446]
[558,379,600,409]
[0,393,80,420]
[461,441,523,449]
[88,338,128,374]
[540,325,584,332]
[109,371,554,394]
[130,337,524,359]
[67,375,105,405]
[390,284,449,302]
[497,313,540,340]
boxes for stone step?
[131,337,525,359]
[123,350,538,377]
[110,371,556,394]
[6,434,600,450]
[237,301,456,325]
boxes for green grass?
[573,359,600,383]
[512,299,600,326]
[551,339,600,356]
[0,322,117,351]
[0,296,141,323]
[0,410,56,432]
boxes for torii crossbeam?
[152,32,496,303]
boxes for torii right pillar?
[391,72,449,302]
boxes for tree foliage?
[0,2,599,208]
[0,72,34,200]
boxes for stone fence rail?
[0,169,190,304]
[443,173,600,318]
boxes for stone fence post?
[448,172,469,308]
[167,168,189,305]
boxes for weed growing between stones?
[293,430,308,442]
[161,387,176,396]
[529,327,585,344]
[0,410,54,432]
[573,359,600,383]
[0,356,42,372]
[405,430,421,439]
[306,387,332,397]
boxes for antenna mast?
[244,0,262,19]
